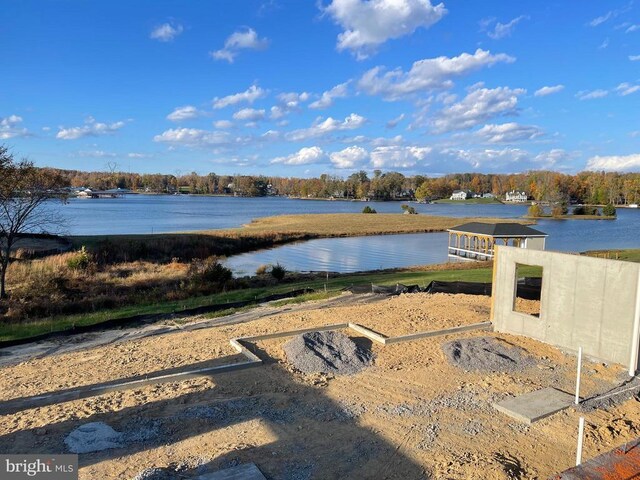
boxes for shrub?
[551,203,568,218]
[602,203,617,216]
[401,204,417,214]
[362,206,377,214]
[270,263,287,281]
[573,205,598,216]
[527,204,544,217]
[188,256,232,284]
[66,246,92,270]
[255,264,269,275]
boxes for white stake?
[576,416,585,466]
[575,346,583,405]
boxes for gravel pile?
[65,422,123,454]
[283,331,374,375]
[442,337,536,373]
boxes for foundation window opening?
[513,263,542,318]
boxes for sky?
[1,0,639,177]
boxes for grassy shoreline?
[523,214,616,220]
[70,213,531,261]
[0,261,501,342]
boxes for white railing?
[448,246,494,260]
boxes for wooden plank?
[348,323,388,344]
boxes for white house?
[505,190,528,202]
[450,190,470,200]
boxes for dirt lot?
[0,293,637,479]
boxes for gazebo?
[446,222,548,261]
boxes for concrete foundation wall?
[491,246,640,372]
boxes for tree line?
[51,167,640,205]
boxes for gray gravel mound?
[443,337,535,373]
[283,331,373,375]
[64,422,123,453]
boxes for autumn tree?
[0,146,67,299]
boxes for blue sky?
[2,0,639,176]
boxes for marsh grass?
[0,213,535,340]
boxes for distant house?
[505,191,528,202]
[450,190,472,200]
[482,193,495,198]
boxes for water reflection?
[225,233,450,275]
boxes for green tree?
[602,203,616,217]
[527,204,544,217]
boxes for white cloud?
[627,24,640,33]
[486,16,528,40]
[329,146,369,168]
[440,147,528,169]
[56,117,126,140]
[214,120,234,129]
[309,82,350,109]
[77,150,116,158]
[370,145,431,168]
[261,130,280,141]
[533,149,574,168]
[0,115,29,139]
[270,91,310,118]
[534,84,564,97]
[271,146,326,165]
[325,0,446,59]
[277,91,310,108]
[598,37,610,50]
[576,89,609,100]
[153,128,233,147]
[167,105,201,122]
[475,123,544,144]
[586,153,640,172]
[128,152,152,158]
[211,28,268,63]
[358,49,515,100]
[386,113,406,129]
[286,113,367,141]
[213,85,266,109]
[629,55,640,61]
[232,108,266,121]
[589,4,632,27]
[431,85,525,133]
[616,82,640,96]
[150,22,184,42]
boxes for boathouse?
[447,222,547,261]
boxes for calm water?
[56,195,526,234]
[52,195,640,274]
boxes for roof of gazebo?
[447,222,547,238]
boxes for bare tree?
[0,146,67,299]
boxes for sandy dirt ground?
[0,292,638,479]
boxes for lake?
[56,195,526,235]
[53,195,640,274]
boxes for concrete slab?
[196,463,267,480]
[493,387,574,424]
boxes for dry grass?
[1,214,530,324]
[220,213,528,237]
